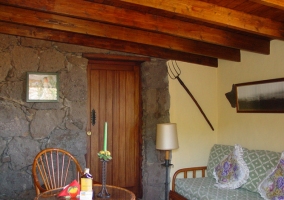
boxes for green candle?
[103,122,107,151]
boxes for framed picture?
[235,78,284,113]
[26,72,59,102]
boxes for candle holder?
[97,159,111,198]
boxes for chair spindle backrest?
[32,148,83,195]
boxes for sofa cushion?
[213,144,249,189]
[207,144,281,193]
[258,152,284,200]
[241,149,281,193]
[175,177,263,200]
[207,144,235,178]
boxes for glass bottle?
[80,168,93,199]
[81,168,93,179]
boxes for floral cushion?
[213,144,249,189]
[241,149,281,192]
[258,152,284,200]
[207,144,235,178]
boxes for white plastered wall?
[169,40,284,183]
[169,61,218,180]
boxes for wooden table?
[35,184,135,200]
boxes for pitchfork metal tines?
[167,61,214,131]
[167,60,181,80]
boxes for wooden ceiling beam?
[0,4,240,61]
[118,0,284,39]
[0,0,270,54]
[250,0,284,10]
[0,21,218,67]
[0,0,269,54]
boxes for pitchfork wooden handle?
[177,77,214,131]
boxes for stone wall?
[0,33,170,200]
[141,61,170,200]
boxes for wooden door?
[87,60,141,197]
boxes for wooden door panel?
[119,71,126,187]
[89,70,100,179]
[87,61,141,196]
[125,71,136,187]
[104,70,114,185]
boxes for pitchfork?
[167,61,214,131]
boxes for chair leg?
[35,185,40,195]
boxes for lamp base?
[162,159,172,200]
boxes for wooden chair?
[32,148,83,195]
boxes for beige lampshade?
[156,123,179,150]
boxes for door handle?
[91,109,96,126]
[87,131,92,136]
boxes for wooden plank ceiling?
[0,0,284,67]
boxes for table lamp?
[156,123,179,200]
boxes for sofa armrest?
[172,166,207,191]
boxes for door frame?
[83,53,150,198]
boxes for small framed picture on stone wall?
[26,72,59,102]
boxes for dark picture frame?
[26,72,59,102]
[235,78,284,113]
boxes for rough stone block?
[60,56,87,101]
[0,101,29,137]
[145,162,166,186]
[7,137,40,170]
[18,189,37,200]
[0,81,26,103]
[145,89,158,114]
[66,55,88,70]
[69,101,87,130]
[0,137,6,158]
[22,107,36,122]
[141,60,168,89]
[39,48,65,72]
[143,115,157,138]
[0,167,34,198]
[0,33,18,50]
[0,52,11,82]
[145,138,158,163]
[30,109,66,139]
[2,156,11,163]
[143,185,164,200]
[157,89,170,111]
[11,46,39,79]
[32,100,64,110]
[48,128,87,157]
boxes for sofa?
[169,144,283,200]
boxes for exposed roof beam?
[0,21,218,67]
[251,0,284,10]
[82,54,151,62]
[0,0,269,54]
[118,0,284,39]
[0,4,240,61]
